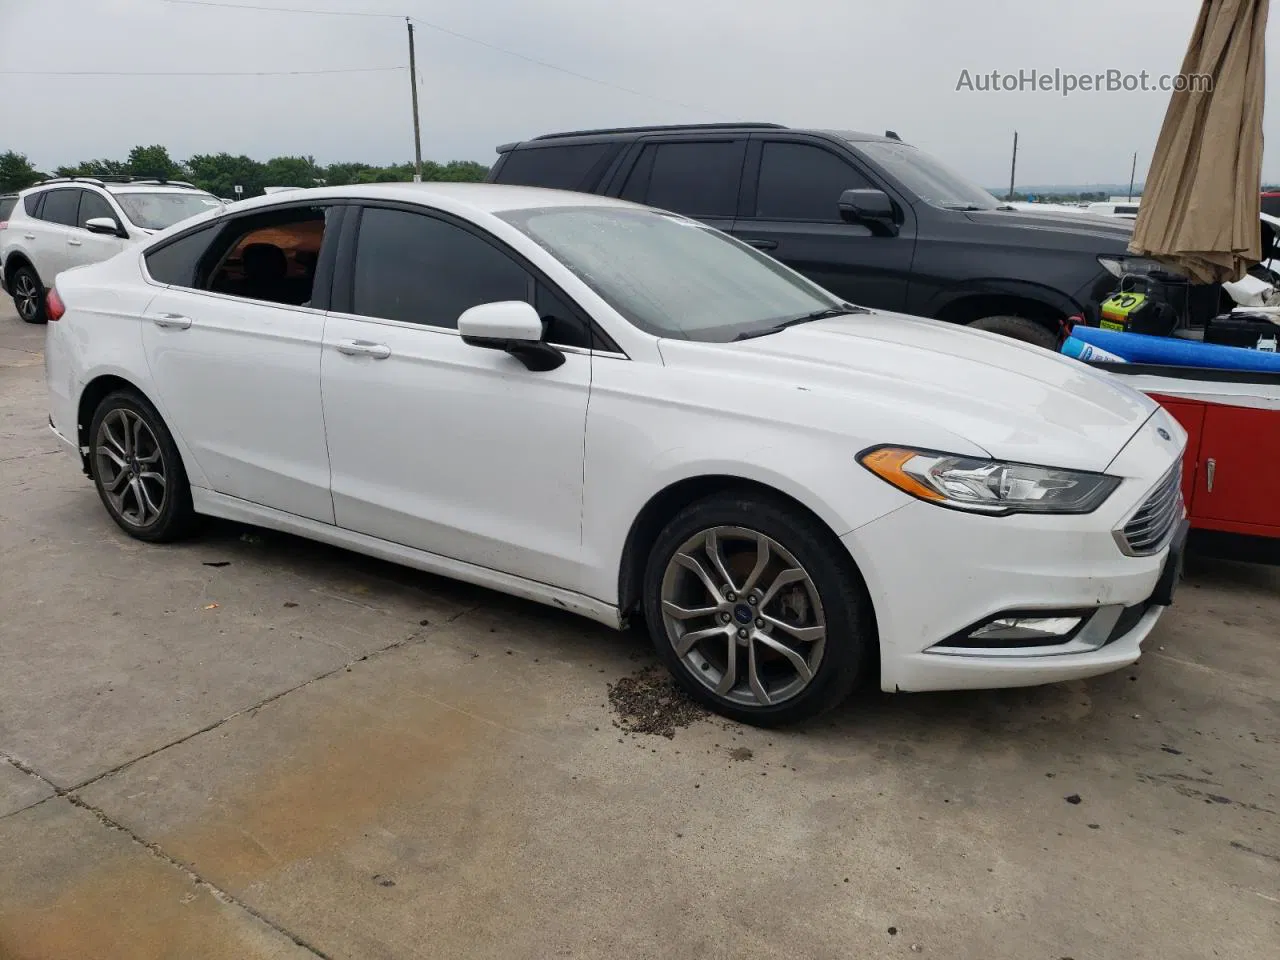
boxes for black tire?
[88,389,198,542]
[10,264,47,324]
[642,490,874,727]
[967,314,1060,349]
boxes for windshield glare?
[115,192,224,230]
[856,140,1000,211]
[499,207,842,342]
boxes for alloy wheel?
[660,525,827,707]
[95,408,168,527]
[13,272,39,321]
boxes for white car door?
[69,189,128,269]
[29,188,82,283]
[139,204,338,523]
[320,204,593,590]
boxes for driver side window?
[350,206,592,348]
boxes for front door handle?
[743,238,778,250]
[1205,458,1216,493]
[67,239,83,247]
[336,339,391,359]
[149,313,192,330]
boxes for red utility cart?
[1094,364,1280,540]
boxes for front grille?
[1120,463,1183,555]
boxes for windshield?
[498,206,844,342]
[855,140,1001,211]
[114,192,224,230]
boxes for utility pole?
[1007,131,1018,202]
[1128,151,1138,201]
[406,18,423,182]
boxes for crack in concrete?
[62,793,335,960]
[69,602,480,795]
[0,448,62,464]
[1,603,480,958]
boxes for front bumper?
[844,415,1186,693]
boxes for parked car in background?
[0,193,18,227]
[1,177,224,323]
[488,123,1141,348]
[1086,201,1141,219]
[45,183,1187,724]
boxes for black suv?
[489,122,1138,347]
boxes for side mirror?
[838,189,898,236]
[85,216,126,238]
[458,301,565,372]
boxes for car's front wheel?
[89,390,197,542]
[10,265,46,324]
[642,491,873,726]
[968,314,1060,349]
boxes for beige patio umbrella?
[1129,0,1269,284]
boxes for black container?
[1204,312,1280,349]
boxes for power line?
[160,0,720,116]
[0,66,405,77]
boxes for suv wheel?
[968,314,1059,349]
[11,265,46,324]
[642,491,872,727]
[88,390,197,542]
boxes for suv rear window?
[621,141,743,218]
[0,197,16,221]
[40,189,82,226]
[496,143,612,190]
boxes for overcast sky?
[1,0,1275,188]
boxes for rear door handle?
[23,233,35,240]
[1205,458,1216,493]
[149,313,192,330]
[743,238,778,250]
[67,239,83,247]
[336,339,391,359]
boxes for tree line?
[0,145,489,196]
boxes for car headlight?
[859,446,1120,515]
[1097,255,1165,279]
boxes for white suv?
[1,177,224,323]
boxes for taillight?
[46,288,66,321]
[0,221,8,230]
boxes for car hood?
[966,207,1135,245]
[660,313,1159,473]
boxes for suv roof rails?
[33,175,202,190]
[529,122,786,142]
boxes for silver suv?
[1,177,224,323]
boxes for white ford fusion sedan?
[44,183,1188,725]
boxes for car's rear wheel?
[642,491,872,726]
[89,390,197,542]
[968,314,1060,349]
[11,265,46,324]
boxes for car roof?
[229,181,637,215]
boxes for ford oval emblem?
[1157,427,1172,441]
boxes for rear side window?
[495,143,612,190]
[77,191,117,228]
[622,141,744,218]
[144,225,222,287]
[351,207,530,329]
[23,193,43,217]
[754,142,872,221]
[40,189,82,226]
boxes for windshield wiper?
[940,203,989,211]
[732,306,866,341]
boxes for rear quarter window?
[493,143,613,191]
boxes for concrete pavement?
[0,299,1276,960]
